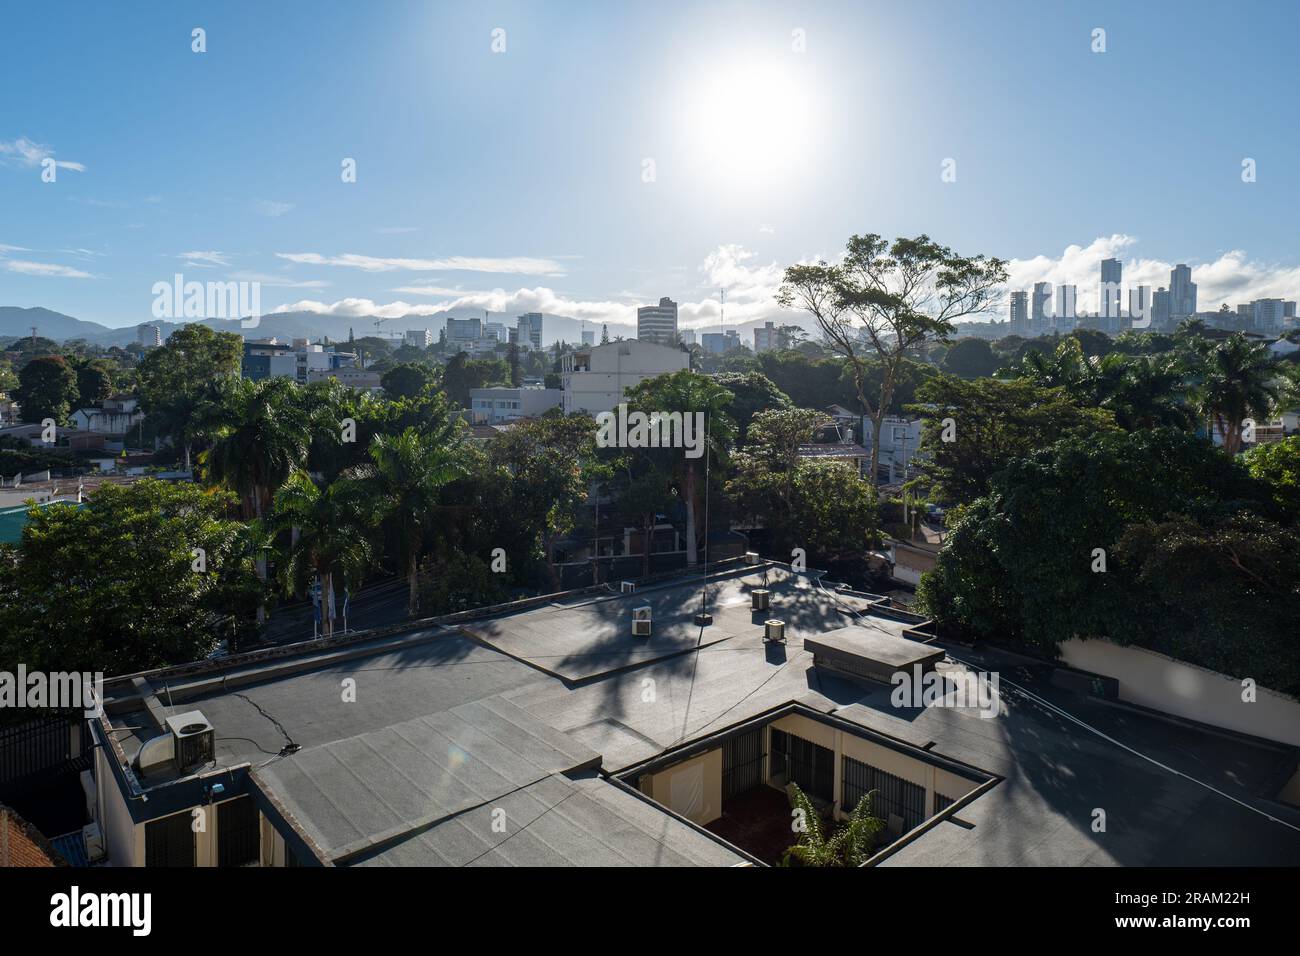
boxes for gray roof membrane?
[252,694,600,862]
[351,769,745,867]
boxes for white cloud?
[1001,235,1300,317]
[6,260,93,279]
[0,137,85,171]
[0,244,30,254]
[232,271,329,290]
[276,251,567,276]
[255,199,294,217]
[272,244,804,331]
[177,250,229,268]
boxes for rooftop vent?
[752,588,771,611]
[632,605,652,637]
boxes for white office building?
[561,340,690,415]
[517,312,544,350]
[637,297,679,346]
[404,329,432,348]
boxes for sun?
[681,56,819,192]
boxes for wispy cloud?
[255,199,294,217]
[231,271,329,290]
[276,251,567,276]
[176,250,230,268]
[6,260,94,279]
[0,136,85,172]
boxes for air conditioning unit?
[165,711,215,773]
[632,605,652,637]
[82,822,106,863]
[752,588,771,611]
[744,551,760,563]
[620,581,636,594]
[764,619,786,644]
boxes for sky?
[4,0,1300,335]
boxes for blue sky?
[4,0,1300,333]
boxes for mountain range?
[0,305,804,351]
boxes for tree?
[916,429,1275,655]
[355,425,467,614]
[713,371,792,443]
[200,377,311,519]
[778,233,1008,484]
[624,371,736,566]
[1191,334,1281,453]
[488,415,600,587]
[780,782,884,867]
[136,324,242,469]
[941,337,1000,379]
[1244,435,1300,519]
[909,375,1117,505]
[14,355,78,423]
[380,362,435,400]
[0,480,262,675]
[268,471,377,636]
[72,357,115,405]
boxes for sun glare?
[681,57,818,192]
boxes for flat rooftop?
[98,564,1300,867]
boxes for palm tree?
[268,471,377,636]
[780,782,885,867]
[1087,353,1193,431]
[353,426,466,614]
[200,377,310,519]
[1192,334,1281,454]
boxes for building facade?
[561,339,690,414]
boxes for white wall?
[1060,638,1300,747]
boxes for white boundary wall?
[1059,638,1300,748]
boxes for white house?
[469,387,562,424]
[561,340,690,415]
[861,415,924,484]
[68,397,145,437]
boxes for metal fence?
[842,755,926,834]
[0,713,88,793]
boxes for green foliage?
[1190,333,1281,454]
[910,374,1117,505]
[72,357,115,405]
[941,337,1000,379]
[916,429,1279,660]
[780,782,885,867]
[441,353,510,406]
[14,355,78,423]
[713,371,792,442]
[380,362,436,400]
[0,480,262,674]
[1244,436,1300,519]
[415,553,508,616]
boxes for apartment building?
[560,339,690,414]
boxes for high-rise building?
[1170,264,1197,319]
[753,321,781,353]
[445,317,482,349]
[138,323,162,347]
[404,329,432,348]
[580,329,596,346]
[1153,288,1172,329]
[516,312,544,350]
[1009,291,1029,334]
[1056,284,1078,329]
[1248,299,1288,334]
[1128,286,1151,328]
[678,328,696,346]
[1031,282,1053,334]
[484,321,508,342]
[636,297,679,346]
[1100,258,1123,330]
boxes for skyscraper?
[516,312,544,350]
[1100,258,1123,331]
[1170,264,1197,319]
[1128,286,1150,328]
[1056,284,1078,329]
[1153,288,1171,329]
[1031,282,1053,334]
[1009,291,1028,334]
[636,297,679,346]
